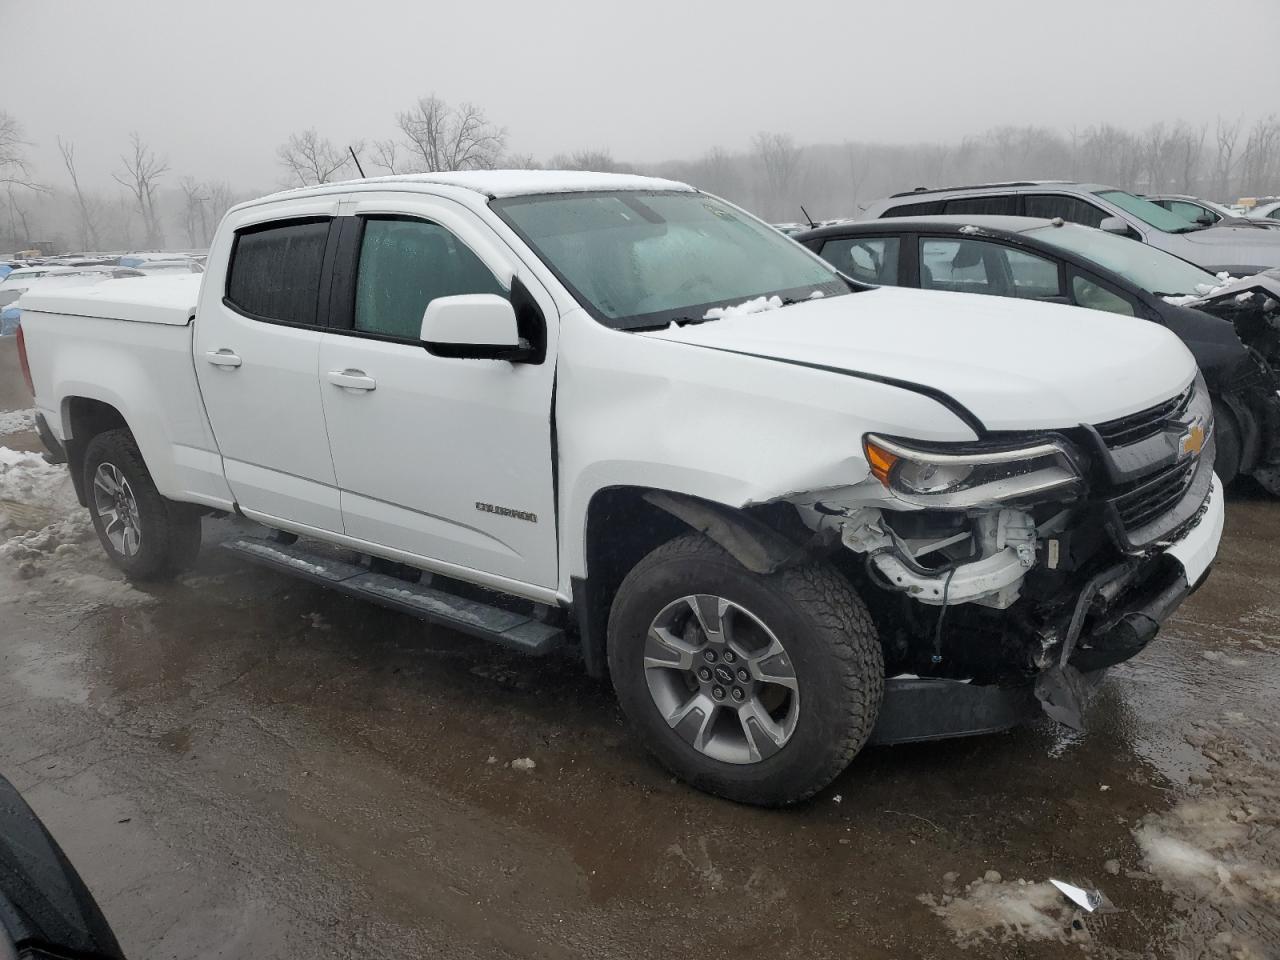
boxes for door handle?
[326,369,376,391]
[205,349,242,368]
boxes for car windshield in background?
[1029,223,1219,297]
[1096,190,1204,234]
[492,191,849,330]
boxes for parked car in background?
[1245,198,1280,221]
[862,181,1280,274]
[131,257,204,274]
[798,214,1280,492]
[1145,194,1280,231]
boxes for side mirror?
[419,294,534,362]
[1195,212,1216,226]
[1098,217,1132,236]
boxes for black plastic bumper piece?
[867,676,1044,745]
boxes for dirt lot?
[1,399,1277,959]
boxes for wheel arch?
[573,485,814,678]
[61,396,131,506]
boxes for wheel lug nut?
[731,687,745,702]
[698,667,712,681]
[736,669,749,682]
[703,650,717,663]
[723,650,737,664]
[712,686,726,701]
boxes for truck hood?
[639,287,1196,432]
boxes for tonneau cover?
[18,274,202,326]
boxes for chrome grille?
[1094,387,1192,448]
[1112,457,1197,533]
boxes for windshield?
[1095,190,1203,234]
[1029,223,1219,296]
[491,190,849,330]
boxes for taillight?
[16,322,35,396]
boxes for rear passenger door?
[317,194,560,592]
[194,201,344,533]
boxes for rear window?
[226,219,330,325]
[882,199,943,217]
[944,195,1017,216]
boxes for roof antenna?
[800,205,817,229]
[348,145,366,178]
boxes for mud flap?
[1034,664,1104,731]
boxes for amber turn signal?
[863,437,899,486]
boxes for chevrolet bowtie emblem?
[1181,423,1206,458]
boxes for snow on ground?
[0,444,153,609]
[0,408,34,436]
[1131,718,1280,959]
[917,874,1095,947]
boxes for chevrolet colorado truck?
[16,171,1224,805]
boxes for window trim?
[325,213,511,348]
[222,216,336,330]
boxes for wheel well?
[574,487,815,679]
[574,488,688,678]
[63,398,129,506]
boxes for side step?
[222,536,564,655]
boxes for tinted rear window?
[226,219,330,325]
[944,195,1017,216]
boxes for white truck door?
[194,202,344,533]
[317,196,559,591]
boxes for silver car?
[1145,194,1280,231]
[861,180,1280,274]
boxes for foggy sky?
[9,0,1280,190]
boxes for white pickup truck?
[16,171,1223,805]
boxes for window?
[492,191,848,330]
[1029,222,1217,297]
[353,218,505,340]
[882,198,944,218]
[944,195,1018,216]
[919,237,1061,299]
[1072,273,1136,316]
[1169,200,1218,225]
[226,219,330,325]
[1024,194,1110,229]
[1094,190,1197,233]
[819,236,901,285]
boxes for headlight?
[863,434,1082,507]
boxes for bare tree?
[177,177,211,247]
[57,137,102,250]
[1170,122,1206,194]
[0,112,40,190]
[206,180,236,226]
[550,149,620,172]
[276,129,356,187]
[1240,115,1280,197]
[1213,116,1242,199]
[752,132,803,221]
[396,96,506,172]
[502,152,542,170]
[370,138,405,175]
[113,132,169,248]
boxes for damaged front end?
[1191,272,1280,491]
[794,376,1219,735]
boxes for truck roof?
[256,170,696,205]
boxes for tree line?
[3,96,1279,254]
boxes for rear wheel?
[83,429,202,580]
[608,533,883,806]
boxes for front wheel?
[83,429,202,580]
[607,534,883,806]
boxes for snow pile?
[0,408,34,436]
[1132,721,1280,957]
[918,874,1094,947]
[702,295,783,321]
[1163,272,1239,307]
[0,445,151,608]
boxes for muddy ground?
[1,403,1277,960]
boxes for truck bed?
[18,274,202,326]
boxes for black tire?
[83,429,202,581]
[607,533,883,806]
[1212,399,1241,487]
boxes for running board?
[222,536,564,655]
